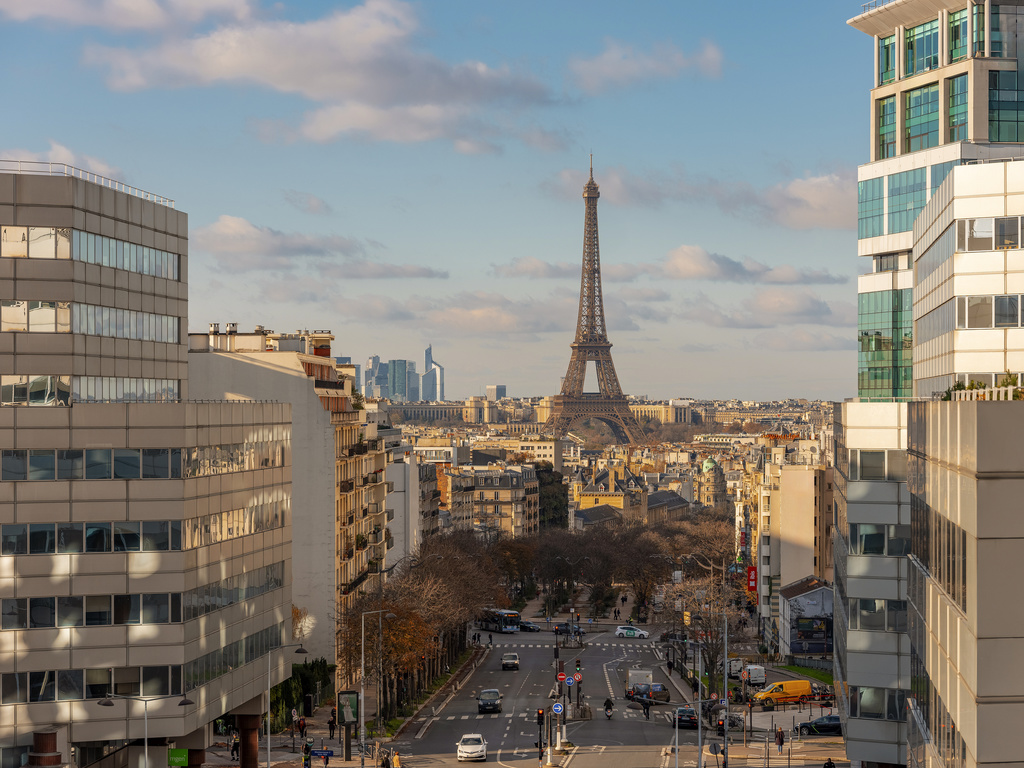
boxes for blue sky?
[0,0,872,401]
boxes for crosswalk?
[490,642,655,649]
[431,710,676,722]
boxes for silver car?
[456,733,487,762]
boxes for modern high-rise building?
[421,345,445,402]
[837,4,1024,766]
[0,167,292,768]
[485,385,506,401]
[387,359,408,402]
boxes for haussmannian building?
[0,167,292,768]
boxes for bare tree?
[669,574,744,698]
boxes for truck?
[624,668,654,697]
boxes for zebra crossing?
[489,641,655,650]
[433,710,674,721]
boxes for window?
[995,295,1019,327]
[29,597,55,628]
[967,296,993,327]
[85,595,112,626]
[931,161,958,195]
[860,451,886,480]
[143,666,170,696]
[905,85,940,153]
[888,169,928,234]
[85,449,112,479]
[113,448,141,480]
[1,672,28,704]
[29,671,54,702]
[57,449,84,479]
[113,521,140,552]
[1,227,28,258]
[949,9,968,61]
[85,668,111,699]
[113,594,140,625]
[142,593,170,624]
[851,524,886,555]
[142,521,170,551]
[858,177,885,239]
[1,524,27,555]
[878,97,896,159]
[2,450,27,481]
[57,669,84,701]
[996,217,1020,249]
[57,596,84,627]
[85,522,111,553]
[948,74,968,141]
[905,20,939,76]
[1,598,27,629]
[29,524,55,554]
[113,666,140,696]
[879,35,896,84]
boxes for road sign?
[556,671,566,682]
[565,677,574,687]
[167,750,188,767]
[310,751,334,758]
[683,611,691,626]
[741,669,749,681]
[552,703,563,714]
[573,672,582,682]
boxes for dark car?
[477,689,502,714]
[673,705,698,729]
[552,623,585,635]
[794,714,842,736]
[627,683,670,703]
[519,621,541,632]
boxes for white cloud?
[283,190,332,216]
[192,214,447,278]
[545,165,857,231]
[490,244,847,286]
[81,0,553,151]
[0,0,252,30]
[570,38,723,93]
[681,288,856,330]
[0,141,123,181]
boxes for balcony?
[341,569,369,596]
[339,479,354,493]
[369,529,383,545]
[386,508,395,521]
[385,481,394,493]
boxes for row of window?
[848,523,911,557]
[0,375,180,406]
[859,163,958,240]
[848,598,908,633]
[878,7,983,87]
[2,520,181,555]
[0,440,287,481]
[909,487,968,615]
[182,563,284,621]
[184,622,285,692]
[1,593,182,630]
[908,603,966,768]
[846,685,908,721]
[1,665,182,704]
[846,448,908,483]
[0,227,180,280]
[0,301,180,343]
[183,501,286,549]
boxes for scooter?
[604,706,613,719]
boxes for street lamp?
[361,609,396,768]
[97,691,193,768]
[267,642,308,766]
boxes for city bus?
[478,608,521,633]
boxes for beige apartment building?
[187,327,389,688]
[0,167,291,768]
[443,465,539,539]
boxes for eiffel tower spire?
[544,161,646,445]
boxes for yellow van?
[751,679,813,706]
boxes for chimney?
[226,322,238,334]
[209,323,220,335]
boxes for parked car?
[615,625,650,639]
[501,653,520,670]
[519,621,541,632]
[456,733,488,762]
[673,705,698,729]
[793,714,843,736]
[626,683,670,703]
[552,622,585,635]
[477,689,503,713]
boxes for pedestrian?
[328,715,336,739]
[488,633,493,645]
[331,706,337,724]
[545,615,551,626]
[292,708,299,736]
[667,659,674,676]
[775,726,785,754]
[230,731,239,761]
[299,716,306,738]
[822,759,835,768]
[641,698,651,720]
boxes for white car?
[615,625,650,639]
[456,733,487,762]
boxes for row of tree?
[337,507,745,724]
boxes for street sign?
[167,750,188,767]
[740,669,749,681]
[683,611,691,626]
[556,671,566,682]
[572,672,582,682]
[310,751,334,758]
[565,677,574,687]
[747,566,757,591]
[552,703,563,714]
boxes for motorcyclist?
[603,697,614,718]
[603,697,614,710]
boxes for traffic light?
[575,659,581,672]
[537,708,545,726]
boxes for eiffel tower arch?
[544,161,646,445]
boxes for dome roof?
[701,457,718,473]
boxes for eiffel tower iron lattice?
[544,161,646,445]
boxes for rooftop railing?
[860,0,898,11]
[0,159,175,208]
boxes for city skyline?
[0,1,868,400]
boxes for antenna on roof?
[589,153,593,179]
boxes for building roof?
[647,490,689,512]
[779,576,830,601]
[575,504,622,526]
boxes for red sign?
[746,566,757,591]
[740,531,746,548]
[573,672,582,682]
[557,672,566,682]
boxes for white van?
[727,658,745,678]
[743,664,766,687]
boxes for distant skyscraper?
[486,385,506,401]
[335,356,360,391]
[421,344,445,401]
[406,362,419,401]
[388,359,409,401]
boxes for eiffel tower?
[544,160,646,445]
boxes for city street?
[390,629,704,768]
